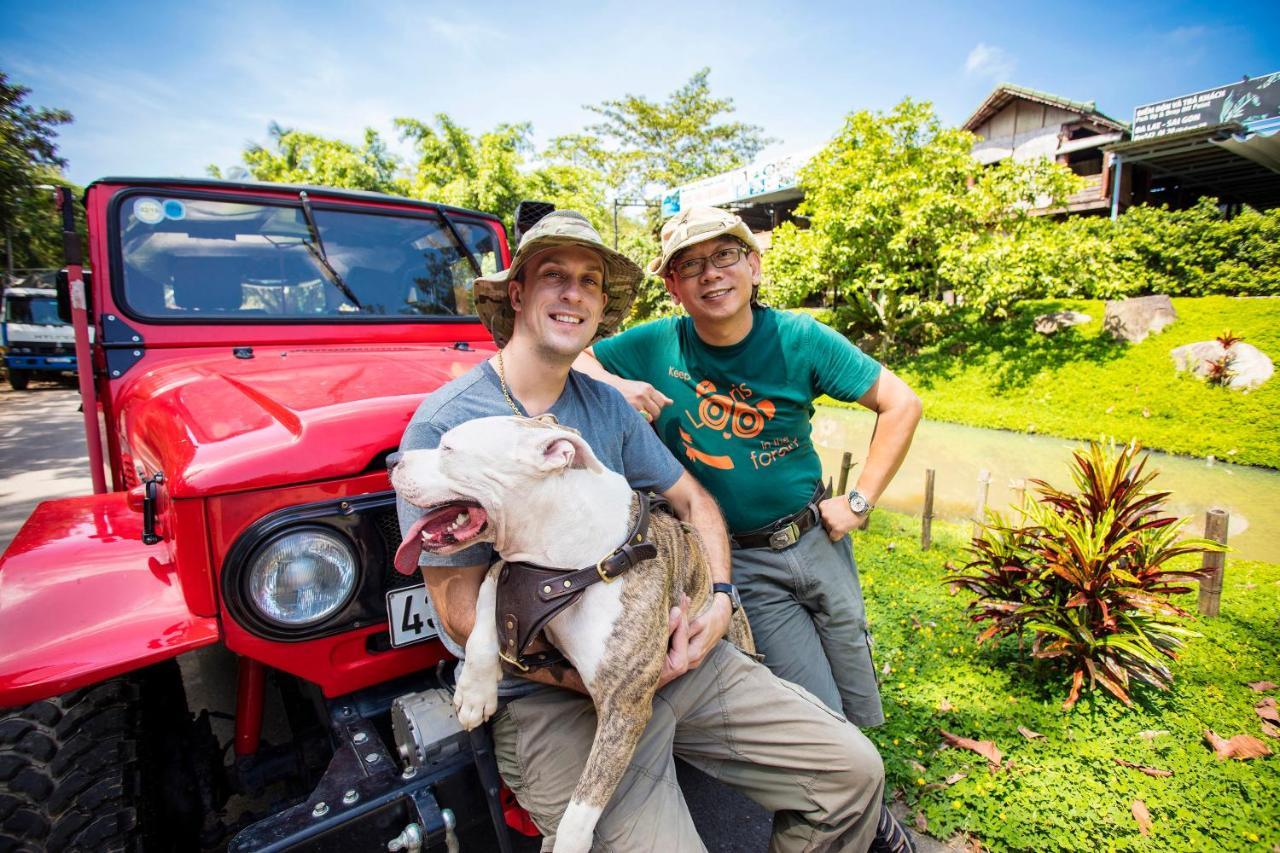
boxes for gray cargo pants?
[733,525,884,727]
[492,641,884,852]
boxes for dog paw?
[453,671,498,730]
[552,801,601,853]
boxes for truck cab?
[0,178,537,851]
[1,279,79,389]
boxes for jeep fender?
[0,493,220,707]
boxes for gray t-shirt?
[397,360,685,696]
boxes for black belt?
[730,483,830,550]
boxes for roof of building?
[962,83,1130,134]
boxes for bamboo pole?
[1198,509,1229,617]
[972,469,991,539]
[836,452,854,495]
[921,469,936,550]
[1010,478,1027,511]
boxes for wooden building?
[963,84,1132,215]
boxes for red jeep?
[0,178,545,851]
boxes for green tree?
[765,98,1079,351]
[1,71,75,274]
[576,67,773,200]
[211,122,406,195]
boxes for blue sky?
[2,0,1277,189]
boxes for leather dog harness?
[496,492,667,672]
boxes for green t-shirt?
[593,307,881,532]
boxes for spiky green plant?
[947,441,1224,709]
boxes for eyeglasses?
[672,246,748,280]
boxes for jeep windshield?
[115,193,503,320]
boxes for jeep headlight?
[246,528,357,626]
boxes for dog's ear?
[532,431,603,475]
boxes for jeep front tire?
[0,661,201,851]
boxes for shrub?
[947,441,1223,708]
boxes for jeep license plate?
[386,584,439,648]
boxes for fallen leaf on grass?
[948,582,959,596]
[881,660,891,676]
[944,771,967,785]
[939,698,955,713]
[1256,698,1280,724]
[1247,681,1277,692]
[1017,726,1043,740]
[1261,721,1280,739]
[1205,729,1273,760]
[908,760,926,775]
[940,729,1002,767]
[1114,758,1173,778]
[1137,729,1169,741]
[1132,800,1152,836]
[914,811,928,833]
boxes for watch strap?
[712,582,740,611]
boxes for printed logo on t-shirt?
[678,379,776,470]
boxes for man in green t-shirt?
[577,206,921,728]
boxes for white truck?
[1,274,80,389]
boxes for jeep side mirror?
[55,269,93,324]
[514,201,556,245]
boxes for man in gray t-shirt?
[396,211,895,853]
[398,360,683,698]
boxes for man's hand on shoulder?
[573,348,673,421]
[818,495,868,540]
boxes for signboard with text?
[1132,72,1280,141]
[662,146,821,217]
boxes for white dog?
[391,415,753,853]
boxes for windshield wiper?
[298,190,363,310]
[436,209,482,278]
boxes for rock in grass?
[1170,340,1274,390]
[1104,295,1177,343]
[1034,311,1091,335]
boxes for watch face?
[849,493,869,514]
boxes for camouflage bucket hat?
[474,211,644,348]
[649,206,760,276]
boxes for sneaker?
[868,805,916,853]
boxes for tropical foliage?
[764,99,1280,351]
[764,98,1081,353]
[947,442,1223,708]
[860,510,1279,852]
[0,71,79,271]
[212,69,763,301]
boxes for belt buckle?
[596,557,618,584]
[768,522,800,550]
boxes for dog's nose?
[386,451,403,471]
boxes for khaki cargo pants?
[492,641,884,852]
[733,524,884,727]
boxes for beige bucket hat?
[649,206,760,276]
[474,211,643,347]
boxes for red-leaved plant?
[946,441,1224,709]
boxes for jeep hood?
[118,345,489,497]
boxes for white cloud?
[424,17,508,53]
[964,43,1015,80]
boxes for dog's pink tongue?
[394,516,432,575]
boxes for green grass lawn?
[855,296,1280,469]
[857,511,1280,852]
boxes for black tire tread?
[0,662,193,852]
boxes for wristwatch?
[712,582,741,613]
[847,489,874,517]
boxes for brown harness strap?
[496,492,665,672]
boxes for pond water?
[813,406,1280,563]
